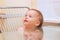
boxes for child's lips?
[24,19,28,22]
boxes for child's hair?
[28,9,43,32]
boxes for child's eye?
[29,15,32,17]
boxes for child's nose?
[25,17,28,19]
[25,16,28,19]
[25,16,29,19]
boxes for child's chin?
[24,23,29,25]
[24,22,28,25]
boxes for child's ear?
[35,21,40,26]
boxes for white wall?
[36,0,60,22]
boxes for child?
[17,9,43,40]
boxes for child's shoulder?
[35,29,43,39]
[35,29,43,36]
[35,29,42,33]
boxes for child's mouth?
[24,19,28,22]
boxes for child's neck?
[25,26,38,32]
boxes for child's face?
[23,10,40,28]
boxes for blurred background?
[0,0,60,40]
